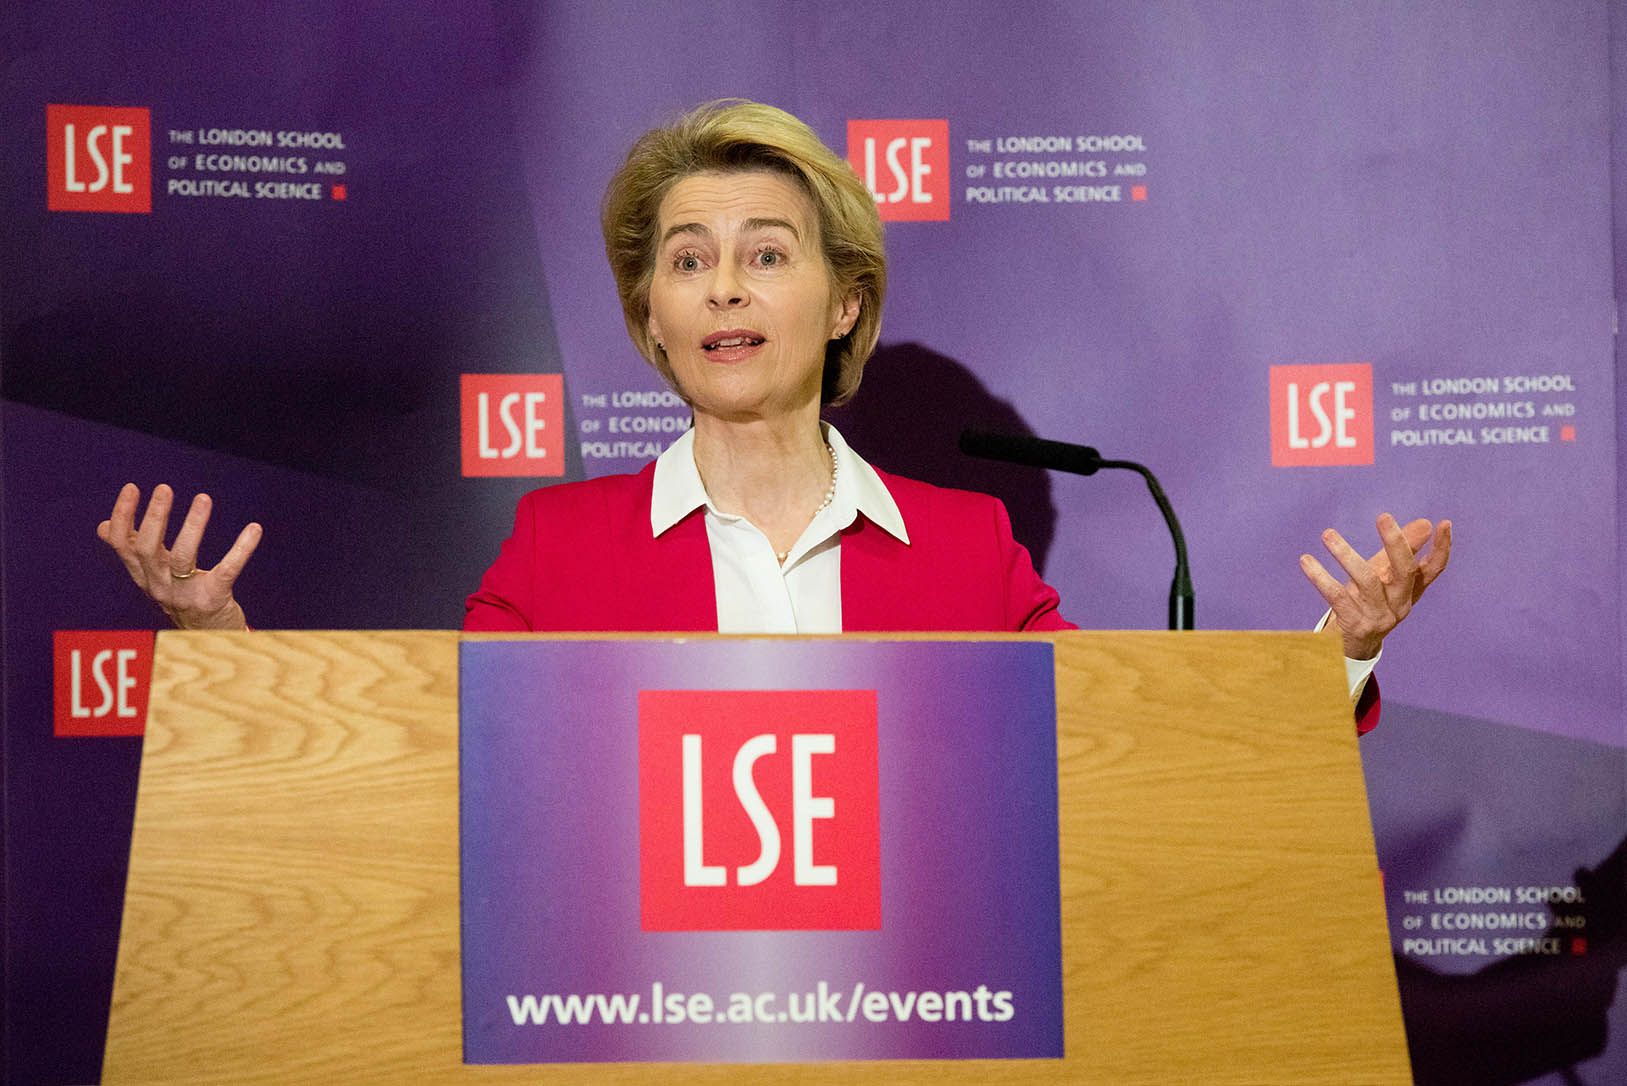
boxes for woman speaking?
[97,101,1450,669]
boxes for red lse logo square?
[847,119,950,222]
[1269,363,1374,467]
[53,630,156,737]
[639,689,880,931]
[46,104,152,214]
[460,374,565,477]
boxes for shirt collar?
[650,423,909,545]
[650,427,708,536]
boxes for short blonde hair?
[602,100,886,406]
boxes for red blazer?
[464,462,1068,633]
[462,463,1380,731]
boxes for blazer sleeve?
[1355,677,1380,735]
[990,497,1077,632]
[464,492,536,631]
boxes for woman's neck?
[691,407,834,554]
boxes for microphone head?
[959,429,1101,476]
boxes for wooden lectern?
[102,630,1410,1083]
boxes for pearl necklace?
[776,443,838,565]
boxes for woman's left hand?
[1299,513,1452,660]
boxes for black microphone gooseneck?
[958,429,1194,631]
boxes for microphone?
[958,429,1194,631]
[956,429,1103,476]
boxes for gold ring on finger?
[171,566,199,580]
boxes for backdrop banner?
[4,2,1623,1083]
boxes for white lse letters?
[63,123,136,195]
[1286,380,1358,449]
[681,732,837,887]
[476,391,549,459]
[861,136,933,205]
[69,649,140,719]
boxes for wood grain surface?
[103,629,1408,1084]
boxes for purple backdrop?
[4,2,1623,1083]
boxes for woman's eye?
[675,254,700,272]
[756,249,783,267]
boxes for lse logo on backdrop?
[46,104,152,213]
[847,119,949,222]
[1269,363,1374,467]
[53,631,156,737]
[459,374,565,477]
[638,689,880,931]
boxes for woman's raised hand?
[96,483,261,630]
[1300,513,1452,661]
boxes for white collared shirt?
[651,424,907,634]
[649,423,1377,699]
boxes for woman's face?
[646,170,858,423]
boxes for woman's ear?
[832,292,860,339]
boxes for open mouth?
[702,331,766,351]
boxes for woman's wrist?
[164,598,249,631]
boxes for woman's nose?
[707,264,747,309]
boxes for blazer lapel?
[643,510,719,631]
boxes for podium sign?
[459,638,1064,1064]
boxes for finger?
[1321,528,1382,596]
[1399,517,1434,551]
[105,525,151,590]
[131,484,180,595]
[1299,553,1351,613]
[134,484,174,557]
[1416,519,1452,591]
[168,493,213,573]
[1376,513,1418,591]
[1368,516,1432,578]
[211,522,263,590]
[105,483,141,551]
[101,484,150,588]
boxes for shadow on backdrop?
[1397,833,1625,1085]
[827,342,1057,574]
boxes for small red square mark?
[1572,937,1587,955]
[331,184,347,201]
[1130,185,1148,201]
[1560,424,1576,442]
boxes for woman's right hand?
[97,483,262,630]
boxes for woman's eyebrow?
[660,222,711,246]
[741,217,800,239]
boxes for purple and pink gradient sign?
[459,638,1063,1064]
